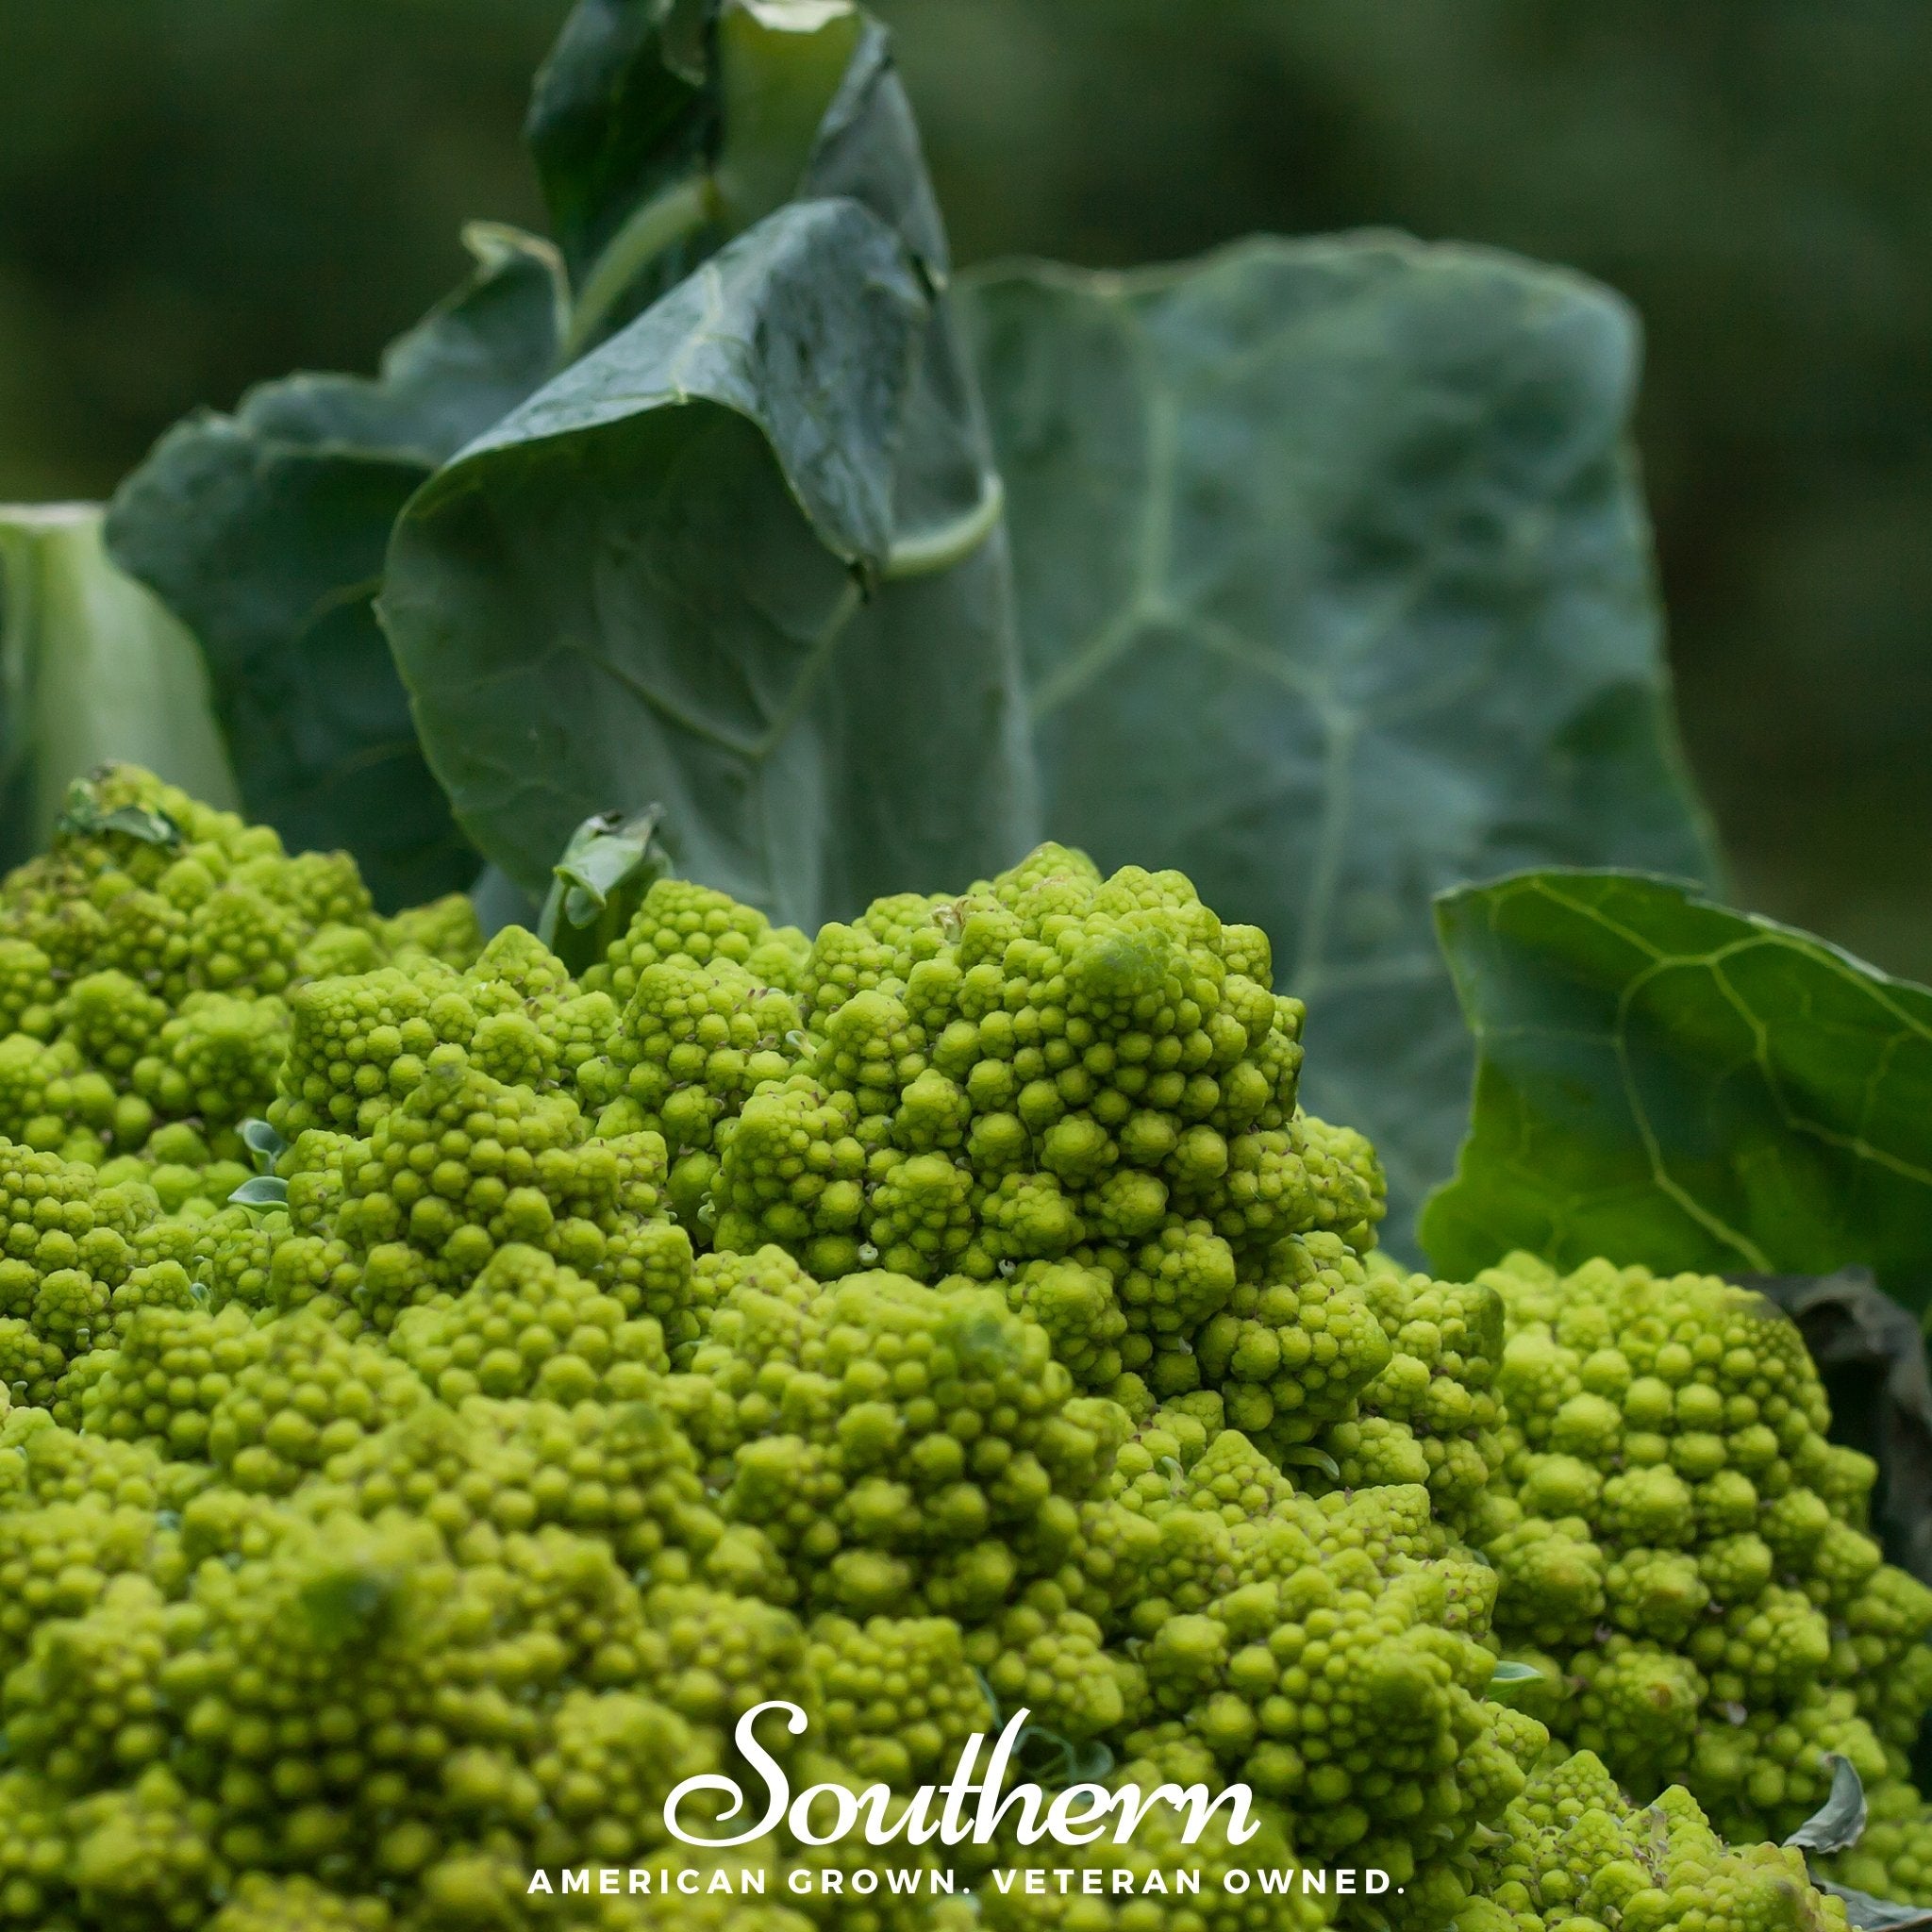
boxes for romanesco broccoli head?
[0,785,1919,1931]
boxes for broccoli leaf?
[961,235,1718,1254]
[1786,1755,1870,1857]
[1421,871,1932,1314]
[529,0,927,359]
[1784,1757,1932,1928]
[239,1119,290,1174]
[526,0,715,290]
[104,223,566,909]
[1488,1660,1542,1685]
[0,505,238,869]
[228,1175,291,1210]
[104,1,1020,929]
[385,38,1035,931]
[53,775,184,850]
[1812,1884,1932,1932]
[539,806,673,977]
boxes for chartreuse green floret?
[0,1135,251,1417]
[632,1577,817,1726]
[988,1257,1138,1408]
[208,1873,393,1930]
[390,1241,668,1406]
[581,876,798,1004]
[0,1315,67,1409]
[983,1726,1333,1932]
[1457,1745,1847,1930]
[0,764,480,1192]
[68,1302,270,1454]
[685,1241,815,1339]
[1056,1396,1531,1903]
[2,1571,187,1792]
[1132,1538,1510,1876]
[380,893,491,972]
[693,846,1406,1468]
[1313,1257,1508,1532]
[713,844,1377,1286]
[278,1028,693,1337]
[963,1576,1141,1742]
[575,953,806,1229]
[1185,1230,1391,1448]
[268,965,461,1141]
[355,850,1454,1543]
[166,1509,653,1867]
[203,1309,425,1494]
[1477,1254,1932,1843]
[526,1684,722,1866]
[668,1263,1128,1620]
[0,1485,182,1674]
[807,1612,991,1783]
[270,923,617,1143]
[0,1394,968,1924]
[283,1395,749,1602]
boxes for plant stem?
[883,471,1006,579]
[563,174,718,362]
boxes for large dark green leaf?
[104,225,564,908]
[381,195,1034,925]
[1422,871,1932,1314]
[960,235,1718,1255]
[0,505,238,869]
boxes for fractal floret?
[0,764,481,1206]
[1455,1743,1848,1930]
[982,1731,1334,1932]
[1089,1404,1524,1915]
[1476,1255,1932,1844]
[709,845,1375,1281]
[667,1260,1128,1621]
[0,775,1880,1930]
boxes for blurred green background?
[4,0,1928,976]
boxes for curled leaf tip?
[537,805,671,974]
[239,1118,289,1173]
